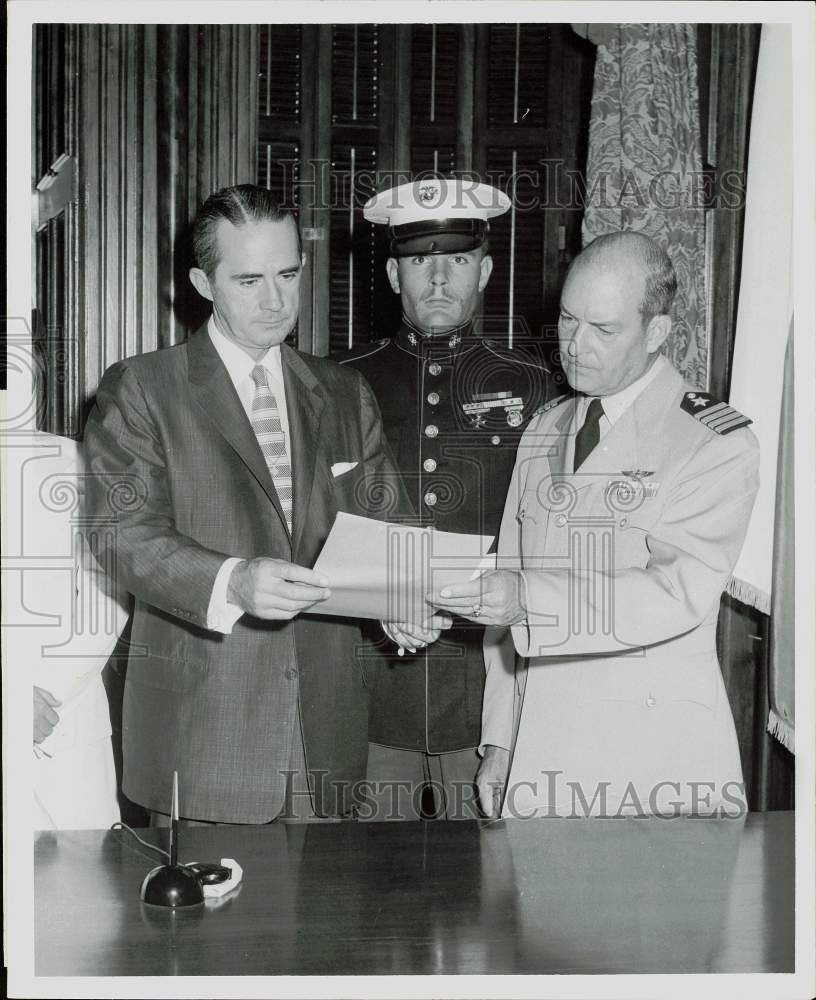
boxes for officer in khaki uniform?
[340,178,554,819]
[432,231,758,818]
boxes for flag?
[726,25,793,748]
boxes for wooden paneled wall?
[34,25,81,436]
[80,25,160,398]
[700,23,762,400]
[35,24,258,432]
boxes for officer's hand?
[382,615,452,655]
[476,745,510,818]
[34,686,62,744]
[427,570,526,627]
[228,558,331,620]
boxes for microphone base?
[140,864,204,907]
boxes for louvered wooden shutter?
[257,25,302,208]
[329,143,378,352]
[487,23,551,128]
[328,25,381,352]
[481,25,552,344]
[411,24,459,177]
[253,23,592,357]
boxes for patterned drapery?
[577,24,707,387]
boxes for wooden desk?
[35,811,794,976]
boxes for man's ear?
[189,267,214,302]
[385,258,401,295]
[478,254,494,293]
[646,313,672,354]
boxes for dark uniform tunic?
[339,319,555,754]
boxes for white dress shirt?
[574,353,669,438]
[206,317,292,633]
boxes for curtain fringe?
[725,575,771,615]
[767,709,795,753]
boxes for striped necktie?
[250,364,293,532]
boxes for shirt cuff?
[207,558,245,634]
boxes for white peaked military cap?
[363,177,510,256]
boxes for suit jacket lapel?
[187,325,290,535]
[282,344,326,556]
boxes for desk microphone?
[140,771,204,907]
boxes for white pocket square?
[331,461,358,477]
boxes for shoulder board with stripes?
[532,393,570,417]
[680,391,752,434]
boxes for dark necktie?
[573,397,604,472]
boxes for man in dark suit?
[340,178,555,819]
[84,184,425,824]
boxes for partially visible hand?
[227,558,331,620]
[382,614,452,655]
[427,569,526,627]
[476,745,511,818]
[34,686,62,744]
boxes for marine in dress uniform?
[432,231,759,818]
[340,178,555,819]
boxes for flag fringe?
[767,709,795,753]
[725,575,771,615]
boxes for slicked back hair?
[571,231,678,325]
[192,184,301,277]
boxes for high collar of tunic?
[395,315,477,360]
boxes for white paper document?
[312,512,495,622]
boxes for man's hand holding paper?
[312,512,495,623]
[227,558,331,620]
[428,569,527,627]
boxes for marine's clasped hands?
[383,569,527,654]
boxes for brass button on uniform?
[424,491,438,507]
[619,516,629,528]
[554,513,567,527]
[491,435,501,445]
[425,424,439,438]
[645,694,657,708]
[423,458,437,473]
[428,363,442,376]
[286,667,299,680]
[427,392,440,405]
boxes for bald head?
[569,232,677,324]
[557,231,675,396]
